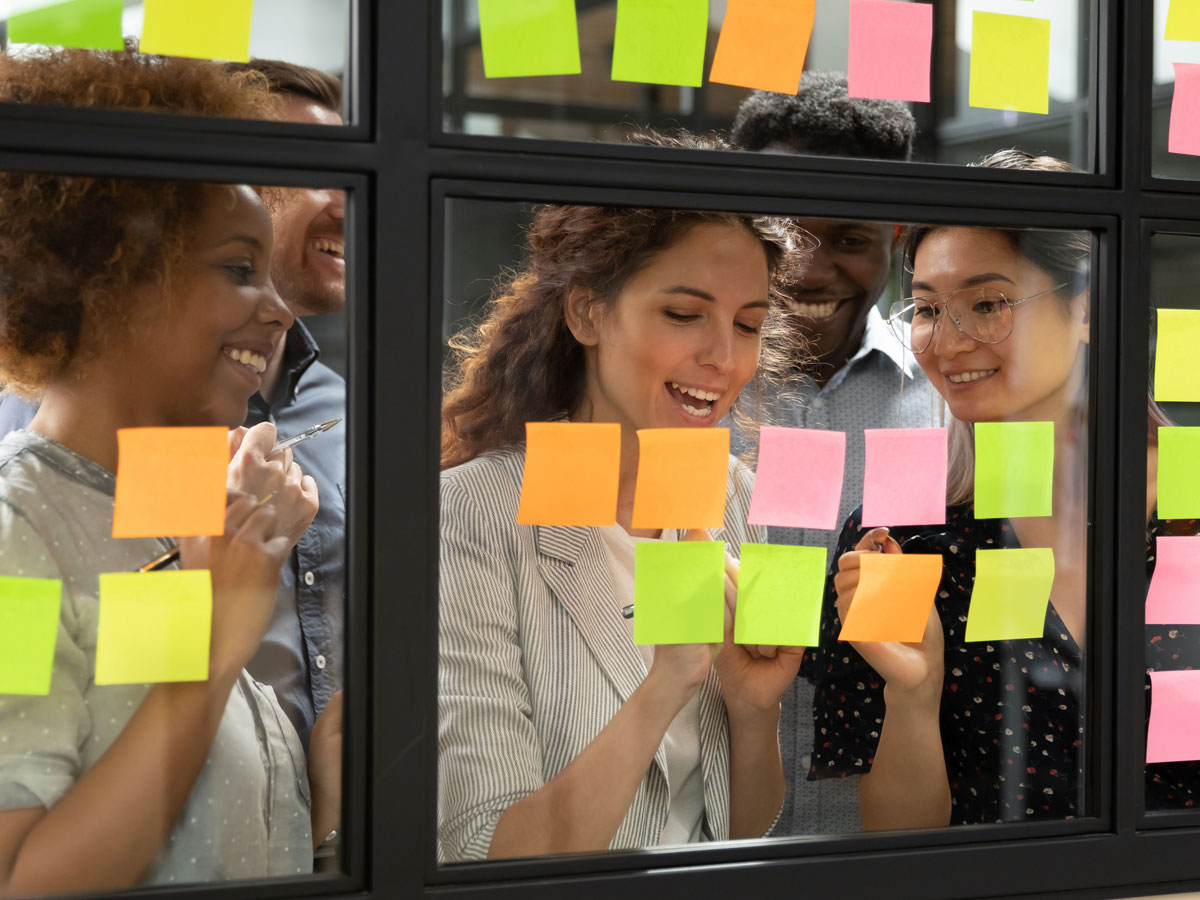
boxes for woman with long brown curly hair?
[438,145,812,861]
[0,48,336,893]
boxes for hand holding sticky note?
[634,541,726,645]
[748,427,845,530]
[518,422,620,526]
[964,547,1055,642]
[973,421,1054,519]
[631,428,729,530]
[0,577,62,696]
[734,543,825,647]
[838,552,943,643]
[95,570,212,685]
[862,428,947,527]
[113,427,228,539]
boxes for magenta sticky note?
[1147,536,1200,623]
[847,0,933,103]
[1169,63,1200,157]
[748,427,845,530]
[1147,669,1200,763]
[862,428,948,527]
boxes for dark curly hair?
[0,47,277,396]
[730,72,916,161]
[441,134,806,469]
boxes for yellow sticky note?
[1155,309,1200,402]
[95,570,212,685]
[631,429,729,530]
[140,0,253,62]
[1167,0,1200,41]
[113,427,228,539]
[517,422,620,526]
[969,11,1050,115]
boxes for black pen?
[134,418,342,572]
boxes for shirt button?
[811,398,824,409]
[801,754,812,769]
[304,571,315,586]
[315,655,327,670]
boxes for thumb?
[682,528,712,542]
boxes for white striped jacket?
[437,443,763,861]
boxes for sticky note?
[968,11,1050,115]
[517,422,620,526]
[862,428,947,527]
[140,0,253,62]
[1168,63,1200,157]
[838,553,942,643]
[1158,427,1200,519]
[0,577,61,696]
[8,0,124,50]
[634,541,725,645]
[847,0,932,103]
[973,421,1054,519]
[1155,308,1200,400]
[964,548,1054,642]
[611,0,708,88]
[631,428,729,530]
[748,427,845,530]
[734,543,825,646]
[709,0,814,95]
[1166,0,1200,40]
[478,0,581,78]
[113,427,227,538]
[1147,536,1200,624]
[95,570,212,685]
[1147,670,1200,763]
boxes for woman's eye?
[735,320,762,335]
[664,311,699,322]
[914,304,938,319]
[974,300,1005,315]
[225,264,256,283]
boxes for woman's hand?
[833,527,944,702]
[226,423,319,548]
[309,690,343,848]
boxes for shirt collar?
[836,306,918,382]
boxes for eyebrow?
[212,234,265,252]
[662,285,770,309]
[909,271,1016,293]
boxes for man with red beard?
[731,74,939,837]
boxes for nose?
[698,320,736,374]
[258,279,295,334]
[929,311,976,357]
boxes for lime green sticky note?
[964,547,1055,642]
[478,0,581,78]
[1167,0,1200,40]
[974,421,1054,518]
[611,0,708,87]
[734,543,825,647]
[8,0,124,50]
[1155,309,1200,402]
[0,577,61,696]
[139,0,253,62]
[1159,427,1200,520]
[969,11,1050,115]
[95,570,212,685]
[634,541,725,645]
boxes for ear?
[1073,288,1090,345]
[564,286,601,347]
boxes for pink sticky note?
[1147,670,1200,763]
[862,428,947,527]
[1147,536,1200,623]
[1169,62,1200,157]
[748,427,845,530]
[847,0,933,103]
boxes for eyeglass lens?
[890,287,1013,352]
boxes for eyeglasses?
[887,283,1069,353]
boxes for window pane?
[437,195,1096,864]
[442,0,1096,172]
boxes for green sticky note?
[974,421,1054,518]
[8,0,124,50]
[964,548,1055,642]
[611,0,708,87]
[0,577,61,696]
[1159,427,1200,520]
[478,0,581,78]
[969,11,1050,115]
[634,541,725,645]
[1167,0,1200,40]
[734,543,825,647]
[95,570,212,685]
[139,0,253,62]
[1155,309,1200,402]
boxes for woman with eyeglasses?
[806,150,1105,829]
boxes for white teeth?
[947,369,998,384]
[670,382,721,402]
[223,347,267,375]
[680,402,712,418]
[314,238,345,258]
[794,300,838,318]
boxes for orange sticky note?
[709,0,815,95]
[838,553,942,642]
[517,422,621,526]
[113,427,227,538]
[631,429,729,530]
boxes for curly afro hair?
[730,72,916,161]
[0,47,277,396]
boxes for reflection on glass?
[442,0,1094,171]
[0,48,347,892]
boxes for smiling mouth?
[668,381,721,419]
[312,238,345,259]
[223,347,267,375]
[946,368,998,384]
[790,299,843,319]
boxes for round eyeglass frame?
[886,282,1071,353]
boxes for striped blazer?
[437,443,764,861]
